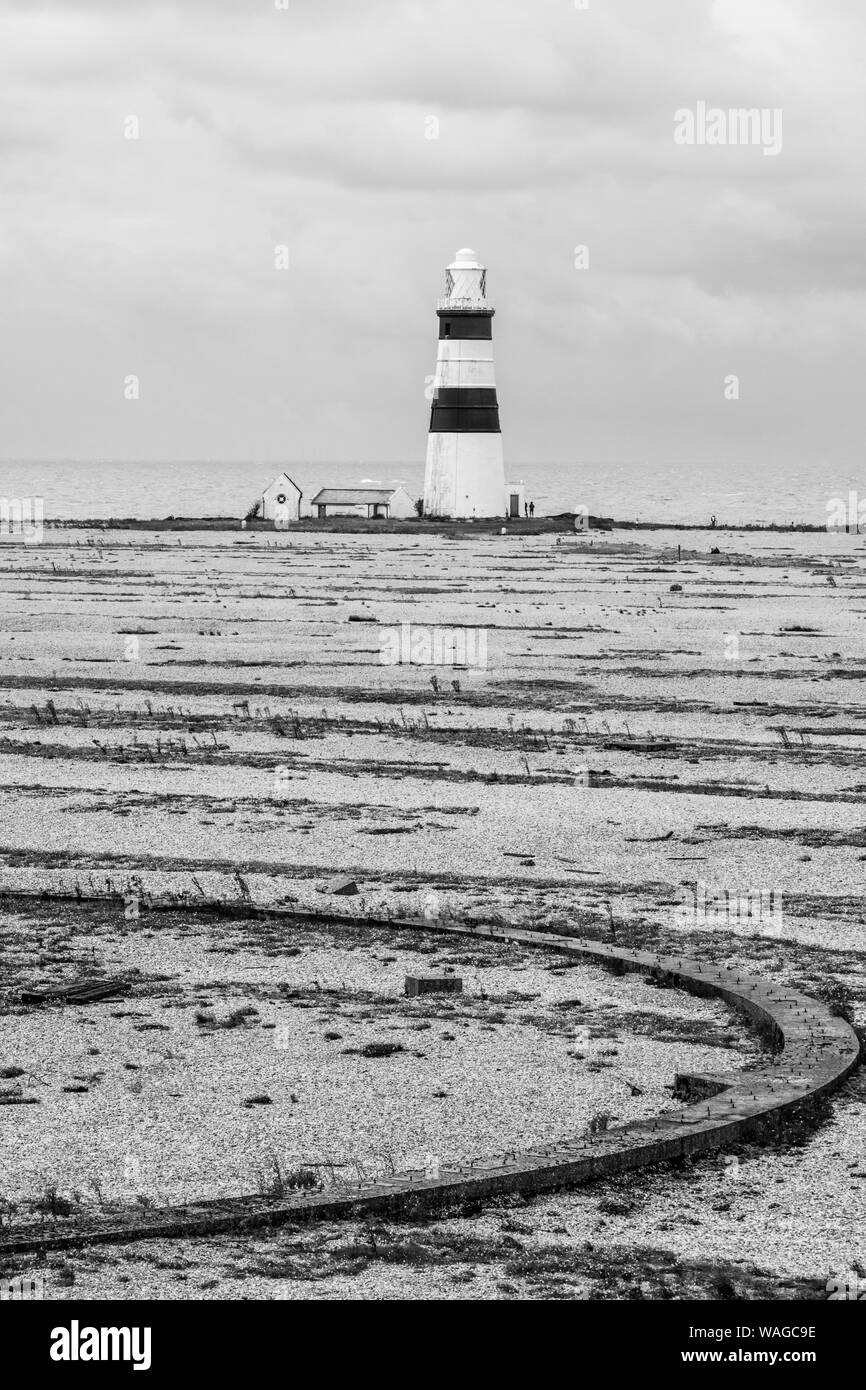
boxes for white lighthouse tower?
[423,248,505,518]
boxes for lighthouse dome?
[441,247,488,307]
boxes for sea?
[0,458,861,528]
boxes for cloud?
[1,0,864,469]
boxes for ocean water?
[0,458,860,527]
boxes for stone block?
[404,973,463,997]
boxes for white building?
[310,486,416,520]
[423,248,506,518]
[260,473,303,524]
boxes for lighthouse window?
[443,322,451,337]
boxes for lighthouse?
[423,248,505,518]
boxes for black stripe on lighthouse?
[437,310,493,340]
[431,309,500,433]
[429,387,501,433]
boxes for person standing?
[529,500,535,518]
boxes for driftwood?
[19,976,128,1006]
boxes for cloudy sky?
[2,0,865,472]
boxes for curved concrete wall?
[0,915,858,1256]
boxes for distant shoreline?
[38,514,843,535]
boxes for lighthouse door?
[509,492,520,518]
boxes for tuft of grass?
[588,1110,613,1134]
[196,1005,258,1029]
[31,1185,76,1218]
[255,1155,321,1197]
[219,1006,259,1028]
[343,1042,406,1058]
